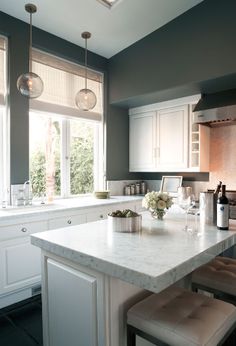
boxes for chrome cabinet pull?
[67,219,72,225]
[21,227,27,233]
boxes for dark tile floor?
[0,295,42,346]
[0,294,236,346]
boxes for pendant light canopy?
[17,4,44,99]
[75,32,97,111]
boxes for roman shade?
[0,36,6,106]
[30,49,103,122]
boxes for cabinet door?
[0,238,41,295]
[157,105,189,170]
[47,259,98,346]
[129,112,156,171]
[48,213,86,230]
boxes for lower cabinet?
[0,199,143,308]
[86,205,115,222]
[48,213,86,230]
[46,259,104,346]
[0,238,41,294]
[43,255,149,346]
[0,220,47,308]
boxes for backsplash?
[209,124,236,190]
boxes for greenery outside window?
[30,112,101,199]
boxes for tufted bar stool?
[127,285,236,346]
[192,256,236,304]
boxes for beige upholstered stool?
[127,286,236,346]
[192,256,236,303]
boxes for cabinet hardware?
[21,227,27,233]
[100,215,104,219]
[67,220,72,224]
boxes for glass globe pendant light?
[17,4,44,98]
[75,32,97,111]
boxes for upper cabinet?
[156,105,188,170]
[129,96,210,172]
[129,111,156,171]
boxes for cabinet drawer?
[48,214,86,230]
[0,221,48,241]
[86,207,110,223]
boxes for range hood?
[193,89,236,127]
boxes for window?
[0,36,8,205]
[29,50,103,199]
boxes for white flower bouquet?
[142,191,173,219]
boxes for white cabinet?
[0,221,47,299]
[48,213,86,230]
[189,108,210,172]
[129,96,210,172]
[46,259,104,346]
[157,105,189,170]
[86,206,112,222]
[0,198,143,308]
[129,112,156,171]
[129,105,188,172]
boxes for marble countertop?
[31,212,236,293]
[0,195,143,223]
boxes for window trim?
[29,110,103,199]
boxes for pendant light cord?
[29,11,32,72]
[85,37,87,90]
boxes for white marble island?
[31,212,236,346]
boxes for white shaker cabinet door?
[157,105,189,170]
[0,220,47,296]
[129,112,156,171]
[0,238,41,295]
[47,259,98,346]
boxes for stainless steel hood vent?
[193,89,236,127]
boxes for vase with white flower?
[142,191,173,220]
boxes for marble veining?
[31,212,236,293]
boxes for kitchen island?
[31,212,236,346]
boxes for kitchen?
[1,0,236,345]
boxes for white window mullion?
[60,119,70,198]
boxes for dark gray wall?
[109,0,236,107]
[0,11,108,184]
[0,13,29,184]
[1,0,235,184]
[106,0,236,180]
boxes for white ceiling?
[0,0,203,58]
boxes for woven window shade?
[30,49,103,121]
[0,37,6,105]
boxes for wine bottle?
[214,181,222,195]
[217,184,229,230]
[213,181,222,225]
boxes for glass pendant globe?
[17,72,44,99]
[75,88,97,111]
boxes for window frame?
[29,110,103,199]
